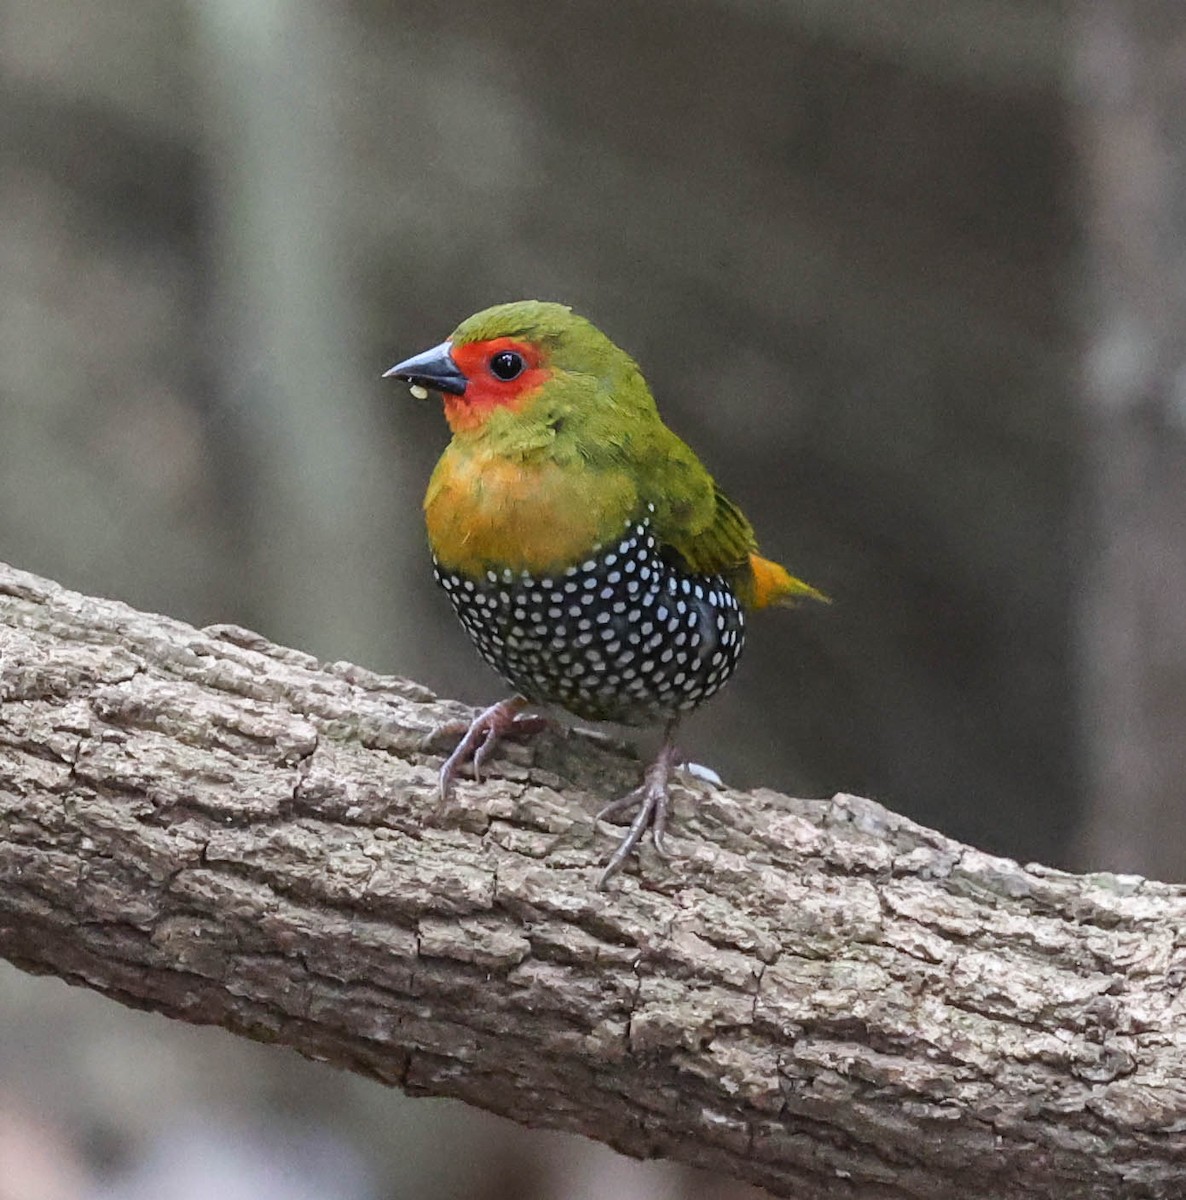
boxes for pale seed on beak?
[409,384,429,400]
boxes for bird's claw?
[596,727,680,889]
[435,696,549,799]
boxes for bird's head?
[385,301,650,439]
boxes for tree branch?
[0,561,1183,1199]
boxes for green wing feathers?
[662,481,755,576]
[645,435,827,610]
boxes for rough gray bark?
[0,561,1184,1200]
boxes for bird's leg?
[595,719,681,889]
[435,695,550,800]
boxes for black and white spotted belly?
[433,508,745,724]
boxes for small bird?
[386,301,825,887]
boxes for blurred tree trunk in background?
[191,0,406,661]
[1073,0,1186,882]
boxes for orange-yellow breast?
[424,444,637,579]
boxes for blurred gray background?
[2,1,1184,1198]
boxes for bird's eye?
[489,351,525,381]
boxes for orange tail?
[744,553,830,610]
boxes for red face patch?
[445,337,551,432]
[444,338,556,432]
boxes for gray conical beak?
[383,340,467,396]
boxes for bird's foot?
[435,696,550,799]
[595,727,680,890]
